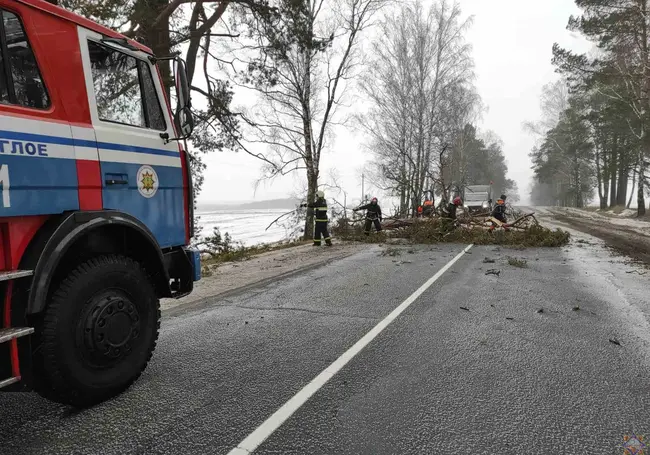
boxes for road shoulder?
[539,207,650,265]
[162,242,368,316]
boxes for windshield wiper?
[101,37,139,52]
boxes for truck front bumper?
[185,247,201,282]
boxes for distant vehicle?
[0,0,200,407]
[464,185,493,213]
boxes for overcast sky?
[197,0,591,206]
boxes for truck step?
[0,270,33,282]
[0,376,20,389]
[0,327,34,344]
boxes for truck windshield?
[88,41,166,131]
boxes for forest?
[530,0,650,215]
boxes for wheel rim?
[78,290,142,368]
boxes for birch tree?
[359,0,479,215]
[227,0,388,238]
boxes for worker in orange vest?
[422,198,434,217]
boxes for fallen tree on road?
[333,211,570,247]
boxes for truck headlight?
[482,202,489,208]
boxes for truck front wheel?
[34,255,160,407]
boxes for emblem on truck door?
[137,165,159,198]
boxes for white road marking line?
[227,244,474,455]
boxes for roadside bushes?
[193,227,307,276]
[194,227,241,257]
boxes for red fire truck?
[0,0,200,407]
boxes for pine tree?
[553,0,650,214]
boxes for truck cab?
[0,0,200,407]
[464,184,493,214]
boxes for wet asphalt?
[1,236,649,455]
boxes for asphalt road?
[1,231,650,454]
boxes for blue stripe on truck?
[0,129,180,157]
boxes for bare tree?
[359,0,477,215]
[357,3,415,214]
[523,79,570,138]
[524,79,575,206]
[224,0,388,239]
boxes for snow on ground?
[196,208,294,246]
[537,206,650,237]
[617,208,636,217]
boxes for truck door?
[77,28,185,248]
[0,7,81,216]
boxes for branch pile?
[334,211,570,247]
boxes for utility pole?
[361,173,365,203]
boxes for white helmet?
[316,190,325,198]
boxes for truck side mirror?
[173,57,194,138]
[175,106,194,137]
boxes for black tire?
[33,255,160,407]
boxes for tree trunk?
[303,169,318,240]
[400,145,407,215]
[627,168,636,209]
[602,166,610,210]
[601,140,610,209]
[638,0,648,216]
[414,123,423,213]
[135,0,172,96]
[595,149,607,209]
[638,136,647,216]
[616,150,628,206]
[300,35,316,241]
[609,173,617,207]
[609,140,618,207]
[574,166,583,208]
